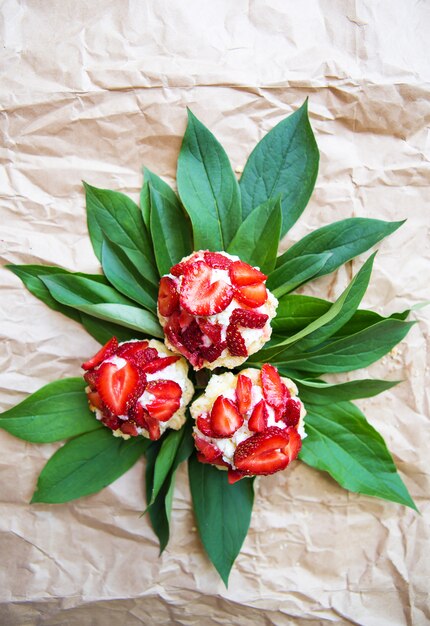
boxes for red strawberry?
[116,340,149,360]
[229,261,267,287]
[130,403,149,428]
[141,355,180,374]
[158,276,180,316]
[235,282,268,308]
[203,251,233,270]
[282,398,302,427]
[196,413,215,437]
[228,469,247,484]
[226,323,248,357]
[199,341,227,363]
[84,369,99,390]
[146,380,182,422]
[230,308,269,329]
[181,320,203,352]
[87,390,103,411]
[248,399,268,432]
[81,337,118,370]
[285,426,302,461]
[261,364,285,411]
[194,436,222,462]
[140,347,159,363]
[233,427,292,475]
[170,261,188,276]
[210,396,244,437]
[97,361,142,415]
[180,260,234,316]
[198,319,222,344]
[145,414,161,440]
[101,413,122,431]
[236,374,253,414]
[120,421,139,437]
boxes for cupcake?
[190,364,306,483]
[157,251,278,370]
[82,337,194,441]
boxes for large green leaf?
[294,377,400,405]
[227,197,282,274]
[32,429,147,503]
[274,319,414,373]
[84,183,158,286]
[146,428,184,508]
[101,238,157,311]
[177,109,242,250]
[80,314,147,344]
[240,100,319,237]
[0,378,101,443]
[276,218,404,279]
[188,455,254,586]
[300,402,417,510]
[42,274,162,338]
[267,252,331,298]
[149,184,193,276]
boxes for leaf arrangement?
[2,100,417,586]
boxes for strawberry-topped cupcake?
[190,364,306,483]
[157,251,278,370]
[82,337,194,441]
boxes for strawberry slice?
[227,468,247,484]
[230,308,269,329]
[261,364,285,411]
[101,413,122,431]
[196,413,215,437]
[199,341,227,363]
[229,261,267,287]
[120,421,139,437]
[87,390,104,410]
[180,260,234,316]
[210,396,244,437]
[146,380,182,422]
[158,276,180,316]
[84,369,99,390]
[81,337,118,370]
[226,323,248,357]
[170,261,188,277]
[97,361,142,415]
[235,282,268,308]
[285,426,302,461]
[198,319,222,344]
[116,340,149,360]
[282,398,302,427]
[236,374,253,414]
[130,402,149,428]
[203,251,233,270]
[141,355,180,374]
[233,427,292,475]
[194,436,222,462]
[181,320,203,352]
[248,399,268,432]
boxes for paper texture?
[1,1,429,624]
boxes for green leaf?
[42,274,162,338]
[177,109,242,250]
[31,429,147,503]
[0,378,101,443]
[294,377,400,405]
[140,181,151,231]
[101,237,157,311]
[300,402,417,510]
[188,455,254,586]
[145,442,175,553]
[83,182,159,286]
[240,100,319,237]
[147,428,183,507]
[276,218,404,279]
[144,167,181,207]
[80,314,146,344]
[275,319,414,373]
[227,197,282,274]
[149,185,193,276]
[267,252,331,298]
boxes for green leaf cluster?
[2,101,418,586]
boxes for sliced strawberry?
[140,347,158,363]
[229,261,267,287]
[226,323,247,357]
[235,282,268,308]
[261,364,285,411]
[84,369,99,390]
[282,398,302,427]
[228,468,247,484]
[236,374,253,414]
[285,426,302,461]
[145,414,161,440]
[158,276,180,316]
[101,413,122,431]
[203,251,233,270]
[248,399,268,432]
[97,361,142,415]
[210,396,244,437]
[180,260,234,316]
[194,436,222,462]
[130,402,149,428]
[233,427,291,475]
[181,320,203,352]
[199,341,227,363]
[81,337,118,371]
[116,340,149,360]
[170,261,188,277]
[146,380,182,422]
[198,319,222,344]
[141,355,180,374]
[120,421,139,437]
[87,390,103,411]
[196,413,215,437]
[230,308,269,329]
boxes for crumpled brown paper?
[1,1,429,624]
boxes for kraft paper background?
[1,1,429,624]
